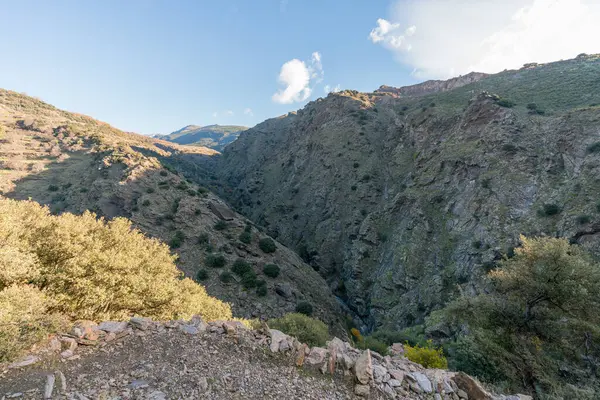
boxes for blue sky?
[0,1,415,134]
[1,0,599,134]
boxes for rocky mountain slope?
[156,124,248,151]
[213,54,600,332]
[0,90,343,330]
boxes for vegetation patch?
[0,198,232,361]
[295,301,313,316]
[269,313,329,347]
[263,264,280,278]
[205,254,226,268]
[258,238,276,253]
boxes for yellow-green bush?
[404,340,448,369]
[0,197,232,361]
[269,313,329,347]
[0,285,66,361]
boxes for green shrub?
[597,201,600,213]
[146,187,155,193]
[356,336,389,356]
[244,223,252,233]
[263,264,280,278]
[169,230,185,248]
[295,301,313,316]
[405,341,448,369]
[586,142,600,153]
[241,271,258,289]
[219,271,233,283]
[79,187,88,193]
[239,231,252,244]
[160,170,168,176]
[526,103,538,110]
[269,313,329,347]
[197,186,208,196]
[258,238,276,253]
[232,259,252,276]
[198,233,209,244]
[196,269,208,281]
[351,185,357,191]
[256,285,267,296]
[539,203,561,216]
[142,199,151,207]
[48,185,59,192]
[205,254,226,268]
[176,182,188,190]
[496,98,515,108]
[214,220,227,231]
[353,162,360,168]
[187,189,197,196]
[577,215,591,225]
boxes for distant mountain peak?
[159,124,249,151]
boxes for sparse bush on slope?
[0,197,232,361]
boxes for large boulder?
[452,372,492,400]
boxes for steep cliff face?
[215,55,600,331]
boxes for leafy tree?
[437,236,600,395]
[239,231,252,244]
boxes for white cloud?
[244,108,254,116]
[324,84,341,94]
[370,0,600,79]
[225,110,234,116]
[272,51,324,104]
[212,112,218,118]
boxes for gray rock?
[354,350,373,384]
[130,317,152,331]
[409,372,433,393]
[305,347,328,366]
[9,355,40,368]
[457,389,469,399]
[129,379,149,389]
[44,373,55,399]
[354,384,370,397]
[269,329,287,352]
[179,324,200,335]
[388,369,404,383]
[147,390,167,400]
[274,283,293,298]
[388,379,402,387]
[372,364,389,383]
[98,321,129,333]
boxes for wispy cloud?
[272,51,324,104]
[212,112,218,118]
[244,108,254,116]
[370,0,600,79]
[212,110,234,118]
[280,0,288,13]
[225,110,234,116]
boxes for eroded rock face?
[215,57,600,330]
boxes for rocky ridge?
[1,317,531,400]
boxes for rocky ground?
[0,320,360,400]
[0,318,530,400]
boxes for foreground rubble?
[0,317,531,400]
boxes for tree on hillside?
[437,236,600,397]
